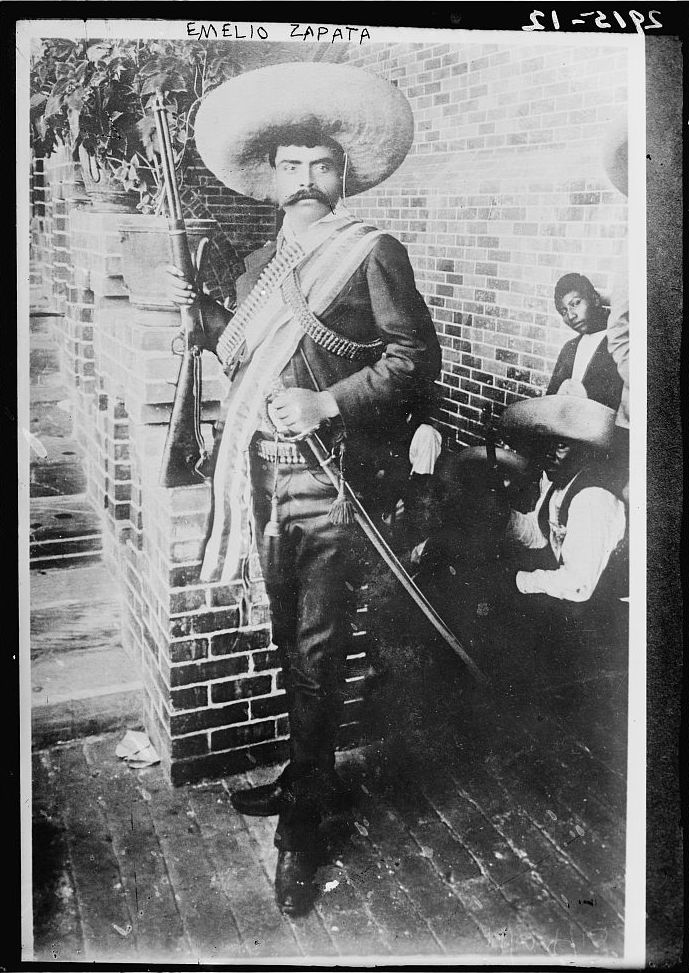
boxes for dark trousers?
[250,451,353,850]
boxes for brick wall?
[32,39,628,783]
[341,41,628,446]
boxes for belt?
[254,436,308,465]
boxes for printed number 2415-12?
[522,9,662,32]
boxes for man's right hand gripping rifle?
[165,263,232,356]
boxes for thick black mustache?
[283,188,332,206]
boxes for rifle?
[154,91,210,488]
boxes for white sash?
[201,217,384,583]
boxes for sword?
[303,430,489,685]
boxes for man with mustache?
[166,63,440,917]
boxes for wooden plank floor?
[27,301,629,963]
[32,652,627,964]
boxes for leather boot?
[231,767,351,818]
[275,849,318,916]
[230,767,291,816]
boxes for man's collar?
[279,200,353,248]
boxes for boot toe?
[275,850,317,916]
[230,776,288,816]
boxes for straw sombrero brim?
[498,395,616,450]
[194,63,414,201]
[602,115,628,197]
[456,445,531,477]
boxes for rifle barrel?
[153,92,181,220]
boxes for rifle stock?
[154,94,210,488]
[159,346,207,488]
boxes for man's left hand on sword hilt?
[164,264,341,440]
[267,387,340,439]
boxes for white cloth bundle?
[408,423,442,475]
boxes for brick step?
[30,452,88,499]
[29,314,62,342]
[32,682,144,749]
[31,560,143,748]
[29,297,60,315]
[30,397,73,440]
[28,434,84,465]
[30,494,101,565]
[30,383,71,405]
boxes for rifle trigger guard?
[171,333,185,357]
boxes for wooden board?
[134,774,249,963]
[30,596,120,660]
[188,782,304,960]
[29,495,102,560]
[30,400,73,439]
[30,560,118,607]
[38,744,139,963]
[32,751,85,963]
[81,738,193,963]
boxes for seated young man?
[547,272,623,412]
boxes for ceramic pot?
[118,216,216,309]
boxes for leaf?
[30,93,47,109]
[67,107,80,142]
[44,94,65,119]
[66,89,86,111]
[52,39,77,59]
[50,78,71,98]
[207,56,240,83]
[162,73,188,94]
[138,58,165,78]
[87,43,111,63]
[139,73,168,97]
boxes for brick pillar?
[30,156,50,302]
[37,188,372,784]
[121,303,290,783]
[43,149,84,313]
[81,216,290,785]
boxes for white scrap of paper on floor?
[23,428,48,458]
[115,730,160,768]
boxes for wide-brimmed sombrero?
[602,115,628,197]
[194,62,414,201]
[498,393,616,451]
[455,445,531,477]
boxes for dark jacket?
[546,333,623,411]
[202,232,441,482]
